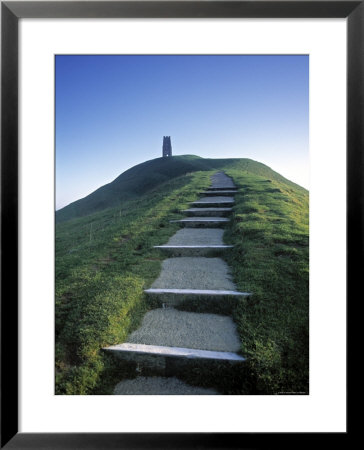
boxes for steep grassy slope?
[56,171,212,394]
[224,169,309,394]
[56,156,308,395]
[56,155,305,223]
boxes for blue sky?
[56,55,309,210]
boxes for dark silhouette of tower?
[162,136,172,157]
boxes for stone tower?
[162,136,172,158]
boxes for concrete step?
[144,288,251,312]
[158,229,229,254]
[199,190,238,196]
[118,308,243,351]
[182,207,233,217]
[150,256,237,290]
[145,288,251,298]
[105,343,246,362]
[153,244,234,256]
[103,308,246,377]
[207,187,237,191]
[113,376,219,395]
[145,254,251,312]
[164,227,225,245]
[191,198,235,208]
[170,217,230,227]
[104,342,246,388]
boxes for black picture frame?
[1,1,358,448]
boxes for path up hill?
[56,155,306,223]
[55,164,309,395]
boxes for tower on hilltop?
[162,136,172,158]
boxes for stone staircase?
[104,172,252,394]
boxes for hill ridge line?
[56,156,307,223]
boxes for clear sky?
[56,55,309,210]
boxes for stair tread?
[195,196,234,202]
[108,308,242,353]
[183,208,233,212]
[154,245,233,248]
[145,288,250,296]
[171,217,230,222]
[200,190,238,194]
[105,342,246,361]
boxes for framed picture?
[1,1,357,447]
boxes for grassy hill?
[56,155,305,222]
[56,156,309,395]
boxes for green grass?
[56,171,212,394]
[223,169,309,394]
[56,156,308,395]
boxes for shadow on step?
[104,352,250,395]
[147,293,250,316]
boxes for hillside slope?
[55,158,308,395]
[56,155,306,222]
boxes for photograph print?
[55,55,309,395]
